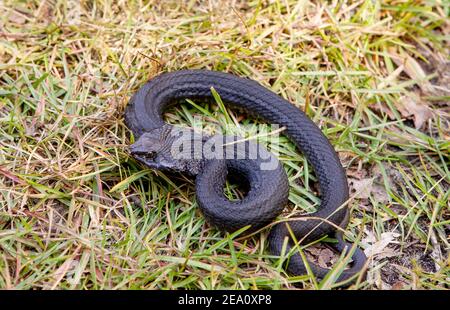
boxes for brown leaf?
[397,95,433,129]
[318,248,335,268]
[388,47,434,94]
[349,178,374,199]
[364,232,400,258]
[371,101,395,120]
[372,184,390,204]
[391,281,406,290]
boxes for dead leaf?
[388,47,434,94]
[371,101,395,119]
[318,248,336,268]
[372,184,390,204]
[391,281,406,290]
[350,178,374,199]
[305,245,338,268]
[397,95,434,129]
[306,246,321,257]
[364,232,400,258]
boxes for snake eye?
[129,143,156,161]
[141,151,156,161]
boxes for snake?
[124,69,366,284]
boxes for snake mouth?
[131,150,156,162]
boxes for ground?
[0,0,449,289]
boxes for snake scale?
[124,70,366,284]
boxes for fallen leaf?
[388,47,434,94]
[397,95,433,129]
[364,232,401,257]
[318,248,336,268]
[306,246,338,269]
[371,101,395,119]
[349,178,374,199]
[391,281,406,290]
[372,184,390,204]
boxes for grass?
[0,0,449,289]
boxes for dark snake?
[124,70,366,284]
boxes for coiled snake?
[124,70,366,284]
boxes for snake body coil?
[125,70,366,283]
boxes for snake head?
[129,125,206,175]
[129,126,177,171]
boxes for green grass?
[0,0,449,289]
